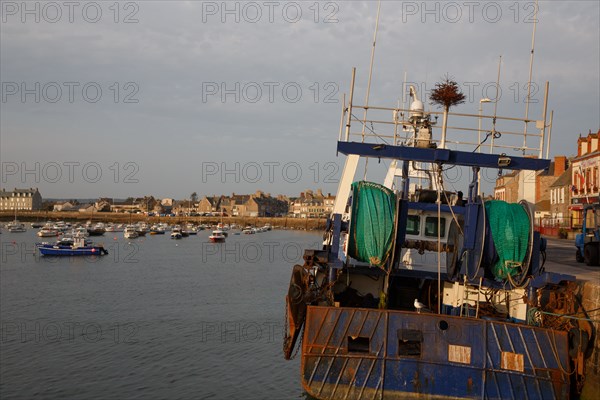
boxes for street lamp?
[478,98,492,195]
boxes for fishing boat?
[37,234,108,256]
[282,68,591,399]
[208,230,226,243]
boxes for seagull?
[414,299,426,313]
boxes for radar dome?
[409,100,424,118]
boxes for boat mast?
[360,0,382,144]
[490,55,502,153]
[523,0,539,155]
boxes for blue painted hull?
[301,306,570,399]
[37,244,107,256]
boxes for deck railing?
[338,68,550,161]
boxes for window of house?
[587,168,592,191]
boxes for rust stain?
[412,371,422,393]
[467,376,473,394]
[550,369,567,398]
[448,344,471,364]
[501,351,525,372]
[343,365,356,382]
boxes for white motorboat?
[124,225,139,239]
[209,230,226,243]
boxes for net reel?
[447,199,536,286]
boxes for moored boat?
[37,234,108,256]
[7,221,27,233]
[37,227,60,237]
[123,225,139,239]
[87,223,106,236]
[150,225,166,235]
[281,67,591,399]
[208,230,226,243]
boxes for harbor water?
[0,229,322,399]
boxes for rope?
[537,309,600,323]
[507,270,531,289]
[441,188,464,236]
[549,330,574,376]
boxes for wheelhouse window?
[424,217,446,238]
[406,215,420,235]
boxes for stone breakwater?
[0,211,327,231]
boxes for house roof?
[0,188,39,197]
[550,166,573,188]
[537,161,555,177]
[231,195,251,204]
[535,199,551,212]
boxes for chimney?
[554,156,567,176]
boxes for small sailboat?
[7,221,27,233]
[7,208,26,232]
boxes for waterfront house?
[289,189,334,218]
[571,129,600,226]
[0,187,42,211]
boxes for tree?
[190,192,198,203]
[430,74,466,148]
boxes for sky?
[1,0,599,200]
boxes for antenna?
[490,55,502,154]
[360,0,382,142]
[523,0,539,155]
[545,110,554,159]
